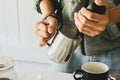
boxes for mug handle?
[73,69,85,80]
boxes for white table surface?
[16,68,74,80]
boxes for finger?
[75,20,94,36]
[47,21,57,34]
[34,30,49,38]
[35,21,48,32]
[39,37,47,47]
[74,12,97,32]
[74,12,103,37]
[48,25,55,34]
[35,23,48,32]
[74,12,101,37]
[74,12,82,32]
[35,21,49,26]
[74,12,87,32]
[80,7,108,24]
[81,29,94,37]
[48,24,57,34]
[75,22,100,37]
[78,11,106,31]
[78,11,103,30]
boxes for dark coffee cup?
[73,62,111,80]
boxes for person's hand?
[74,0,109,37]
[35,16,58,47]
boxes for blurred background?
[0,0,54,71]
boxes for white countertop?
[16,68,74,80]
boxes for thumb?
[48,25,54,34]
[95,0,108,7]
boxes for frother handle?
[87,1,106,14]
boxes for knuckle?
[43,26,48,31]
[101,16,109,25]
[77,23,86,32]
[79,27,84,32]
[78,28,81,32]
[43,33,49,37]
[95,32,99,36]
[88,13,95,20]
[98,26,106,32]
[104,18,109,24]
[90,35,94,37]
[90,34,96,37]
[90,32,99,37]
[94,31,100,36]
[82,18,88,25]
[81,23,85,27]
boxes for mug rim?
[82,62,109,74]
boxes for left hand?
[34,16,58,47]
[74,0,109,37]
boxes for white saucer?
[108,75,116,80]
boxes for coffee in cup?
[73,62,114,80]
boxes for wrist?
[108,6,120,23]
[42,13,59,21]
[42,13,59,27]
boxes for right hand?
[35,16,58,47]
[74,0,109,37]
